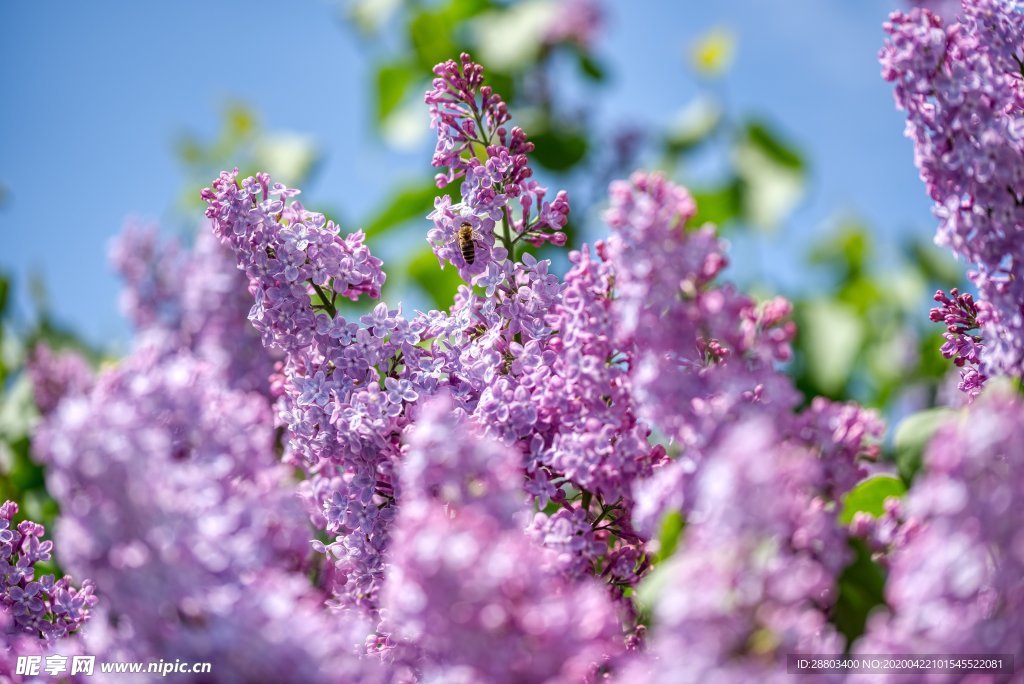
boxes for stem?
[501,205,514,254]
[310,282,337,318]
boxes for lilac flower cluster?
[1,501,95,641]
[605,172,882,536]
[850,497,920,568]
[33,347,387,682]
[110,221,275,395]
[929,287,986,397]
[619,422,846,683]
[16,44,922,681]
[203,170,408,613]
[26,344,94,417]
[382,397,623,682]
[202,148,659,618]
[881,1,1024,392]
[198,57,895,676]
[604,172,799,452]
[425,54,569,281]
[856,389,1024,670]
[908,0,962,23]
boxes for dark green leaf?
[833,538,887,647]
[530,127,588,171]
[577,52,606,81]
[364,180,454,237]
[745,121,804,171]
[0,272,9,318]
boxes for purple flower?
[110,222,277,395]
[33,348,388,681]
[383,399,623,681]
[618,421,847,682]
[856,388,1024,671]
[881,3,1024,389]
[26,344,94,417]
[1,500,96,641]
[424,54,573,281]
[604,172,799,454]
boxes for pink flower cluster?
[882,0,1024,394]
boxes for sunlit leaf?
[409,247,464,310]
[689,26,736,77]
[797,299,863,396]
[375,61,417,122]
[635,561,673,619]
[665,95,723,155]
[655,510,684,562]
[840,475,906,525]
[254,132,319,187]
[894,407,956,483]
[472,0,555,71]
[734,122,805,231]
[382,99,431,150]
[348,0,403,34]
[364,179,454,237]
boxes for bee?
[456,221,482,264]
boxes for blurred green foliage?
[0,271,98,535]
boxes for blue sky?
[1,0,933,349]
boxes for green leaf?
[690,180,742,228]
[908,238,964,285]
[893,407,956,484]
[529,127,588,171]
[409,9,457,70]
[375,61,417,122]
[808,221,872,282]
[577,52,606,81]
[665,95,722,155]
[840,475,906,525]
[254,132,319,187]
[734,121,805,231]
[0,272,9,318]
[833,538,887,646]
[745,121,804,171]
[797,299,864,397]
[655,510,684,562]
[409,248,464,310]
[364,180,454,237]
[634,560,673,621]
